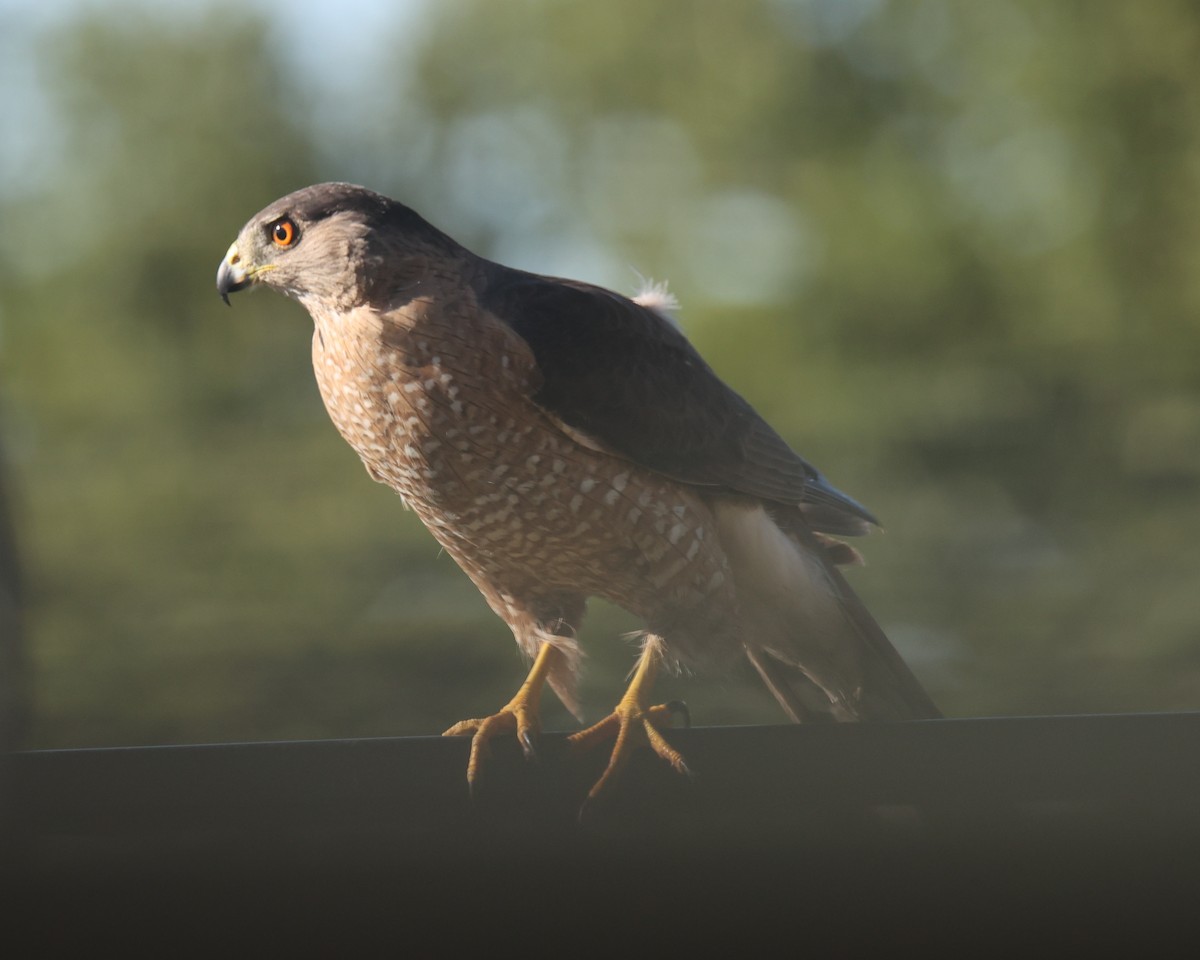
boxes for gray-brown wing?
[479,269,877,535]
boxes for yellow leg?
[443,641,564,792]
[566,639,691,809]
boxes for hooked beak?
[216,242,249,305]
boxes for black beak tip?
[216,258,242,306]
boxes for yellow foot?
[566,639,692,812]
[567,698,691,809]
[443,703,540,794]
[442,642,562,794]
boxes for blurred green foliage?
[3,0,1200,749]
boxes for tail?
[712,500,941,723]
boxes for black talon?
[665,699,691,728]
[520,729,539,761]
[577,793,609,825]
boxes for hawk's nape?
[217,182,940,808]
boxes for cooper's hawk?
[217,183,939,803]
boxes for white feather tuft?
[631,273,682,329]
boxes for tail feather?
[744,647,838,723]
[713,499,941,723]
[802,550,942,721]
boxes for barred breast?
[308,294,740,664]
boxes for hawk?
[217,183,940,804]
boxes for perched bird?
[217,183,940,803]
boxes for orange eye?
[270,218,297,247]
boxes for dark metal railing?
[6,713,1198,951]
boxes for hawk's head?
[217,182,453,311]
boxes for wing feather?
[478,269,878,534]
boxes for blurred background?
[2,0,1199,751]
